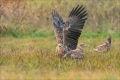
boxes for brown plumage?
[52,5,87,58]
[55,44,64,58]
[63,43,85,59]
[94,36,111,53]
[77,43,86,51]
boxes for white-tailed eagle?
[52,5,88,59]
[94,36,111,53]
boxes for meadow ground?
[0,0,120,79]
[0,36,120,80]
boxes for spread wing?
[52,10,65,44]
[64,5,88,50]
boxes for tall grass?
[0,37,120,79]
[0,0,120,38]
[0,0,120,79]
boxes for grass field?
[0,0,120,79]
[0,36,120,79]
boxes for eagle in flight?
[52,5,88,59]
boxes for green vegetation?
[1,28,120,38]
[0,0,120,79]
[0,0,120,38]
[0,37,120,79]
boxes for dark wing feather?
[52,10,65,44]
[65,5,88,50]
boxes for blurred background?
[0,0,120,38]
[0,1,120,79]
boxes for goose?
[52,5,88,59]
